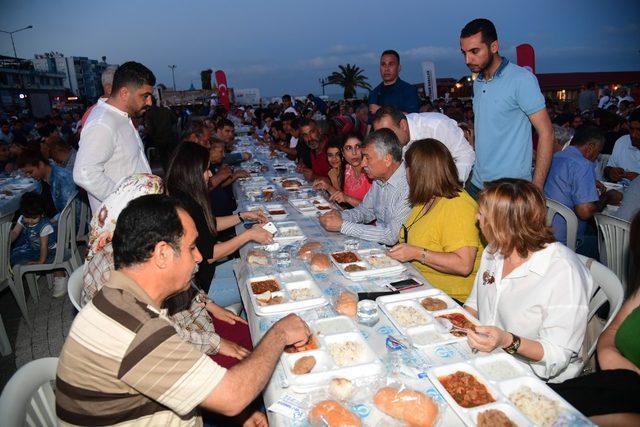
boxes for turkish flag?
[516,44,536,75]
[215,70,231,111]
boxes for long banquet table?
[230,136,593,427]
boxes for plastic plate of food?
[247,270,328,316]
[330,248,406,280]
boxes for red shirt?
[310,148,331,177]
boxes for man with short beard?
[460,19,554,198]
[74,61,154,212]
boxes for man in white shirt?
[282,94,298,116]
[372,105,476,182]
[74,61,154,212]
[605,109,640,183]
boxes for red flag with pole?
[215,70,231,111]
[516,44,536,75]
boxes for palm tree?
[326,64,372,99]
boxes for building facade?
[34,52,112,102]
[0,55,66,116]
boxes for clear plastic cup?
[276,251,292,269]
[344,239,360,251]
[357,300,380,326]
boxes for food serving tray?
[377,288,479,347]
[280,316,385,392]
[263,203,289,221]
[272,221,305,243]
[247,270,328,316]
[427,357,593,427]
[330,248,406,280]
[288,196,332,216]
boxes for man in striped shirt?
[319,128,411,245]
[56,194,310,426]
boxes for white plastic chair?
[594,213,631,287]
[0,357,58,427]
[0,219,31,326]
[0,314,11,356]
[75,194,91,244]
[67,265,85,312]
[14,192,81,303]
[577,255,625,372]
[546,198,578,251]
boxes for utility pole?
[168,65,177,91]
[318,78,327,96]
[0,25,33,58]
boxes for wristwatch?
[503,333,521,355]
[237,212,245,223]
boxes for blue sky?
[2,0,639,98]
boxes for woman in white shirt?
[464,178,593,383]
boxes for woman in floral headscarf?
[81,173,250,361]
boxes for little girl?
[10,191,67,297]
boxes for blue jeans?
[207,259,242,307]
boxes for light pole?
[168,65,177,91]
[0,25,33,58]
[318,78,328,96]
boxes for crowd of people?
[1,16,638,427]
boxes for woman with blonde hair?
[465,178,592,382]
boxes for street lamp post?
[168,65,177,91]
[0,25,33,58]
[318,78,327,96]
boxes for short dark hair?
[19,191,45,218]
[363,128,403,163]
[17,150,47,168]
[112,194,185,270]
[110,61,156,94]
[381,50,400,63]
[298,117,316,130]
[372,105,406,126]
[271,120,284,133]
[281,112,297,123]
[460,18,498,45]
[629,109,640,124]
[570,125,604,147]
[215,118,234,130]
[282,94,292,102]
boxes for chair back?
[0,219,12,285]
[578,255,625,372]
[0,357,58,427]
[546,198,578,251]
[76,194,91,243]
[67,265,85,312]
[594,213,631,287]
[52,192,79,266]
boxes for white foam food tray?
[427,357,593,427]
[281,317,385,391]
[330,248,406,280]
[263,203,289,221]
[377,288,478,346]
[273,221,305,243]
[247,270,328,316]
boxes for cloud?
[327,44,367,55]
[400,46,459,60]
[602,23,639,36]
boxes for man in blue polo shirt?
[369,50,420,115]
[460,18,554,198]
[544,126,621,257]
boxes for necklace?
[401,198,437,243]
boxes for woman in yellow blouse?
[388,138,483,302]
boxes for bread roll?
[309,400,361,427]
[374,387,438,427]
[310,253,331,272]
[298,241,322,260]
[336,292,358,317]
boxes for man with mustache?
[74,61,154,212]
[319,128,411,245]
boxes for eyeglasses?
[343,144,361,153]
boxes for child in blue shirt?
[10,190,68,297]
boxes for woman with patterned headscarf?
[81,173,251,361]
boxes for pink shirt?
[343,164,372,202]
